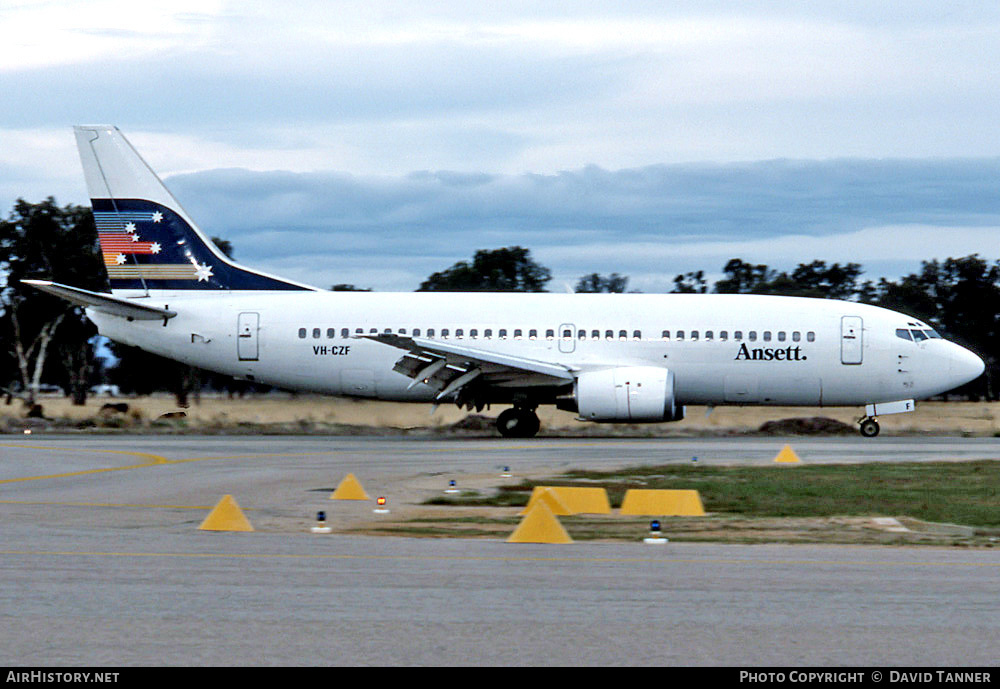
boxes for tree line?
[2,198,996,404]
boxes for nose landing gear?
[858,416,880,438]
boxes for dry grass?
[2,392,998,435]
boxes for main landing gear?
[858,416,880,438]
[496,406,541,438]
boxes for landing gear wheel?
[496,408,540,438]
[859,417,880,438]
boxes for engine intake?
[573,366,684,422]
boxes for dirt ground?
[3,392,999,436]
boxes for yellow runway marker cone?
[773,444,802,464]
[520,486,611,516]
[507,501,573,544]
[330,473,370,500]
[198,495,254,532]
[620,489,705,516]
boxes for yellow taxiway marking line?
[0,462,166,485]
[0,500,212,509]
[0,443,172,484]
[0,549,997,569]
[1,443,169,464]
[0,444,346,484]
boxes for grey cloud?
[164,158,1000,291]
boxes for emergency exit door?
[237,312,259,361]
[841,316,863,365]
[558,323,576,353]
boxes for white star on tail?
[194,262,213,282]
[151,211,163,223]
[125,222,136,233]
[150,242,161,254]
[115,254,126,265]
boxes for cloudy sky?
[2,1,999,291]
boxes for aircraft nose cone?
[950,346,985,385]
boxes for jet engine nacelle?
[575,366,684,422]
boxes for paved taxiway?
[1,435,998,666]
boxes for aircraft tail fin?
[74,125,318,294]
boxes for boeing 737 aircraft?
[24,126,986,438]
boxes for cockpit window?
[899,327,942,341]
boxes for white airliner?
[24,126,985,438]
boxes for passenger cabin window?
[341,328,349,338]
[514,329,523,339]
[484,329,492,338]
[529,329,537,340]
[661,330,670,340]
[719,331,728,341]
[676,331,685,340]
[807,331,816,342]
[748,331,757,342]
[441,329,450,338]
[470,329,478,339]
[327,328,335,339]
[792,331,801,342]
[777,331,786,342]
[578,330,586,340]
[691,331,699,341]
[298,328,306,339]
[455,329,463,338]
[763,331,771,342]
[313,328,321,339]
[734,331,743,340]
[618,330,627,341]
[547,329,556,340]
[412,328,421,337]
[499,329,507,339]
[592,330,600,339]
[705,331,713,340]
[605,330,613,340]
[355,328,363,335]
[427,328,435,337]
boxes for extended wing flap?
[365,333,575,398]
[21,280,176,321]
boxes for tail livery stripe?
[91,199,299,289]
[75,125,318,293]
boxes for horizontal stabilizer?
[21,280,177,321]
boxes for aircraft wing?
[21,280,177,321]
[364,334,576,404]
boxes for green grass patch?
[428,461,1000,528]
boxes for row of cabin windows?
[296,327,817,342]
[662,330,815,343]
